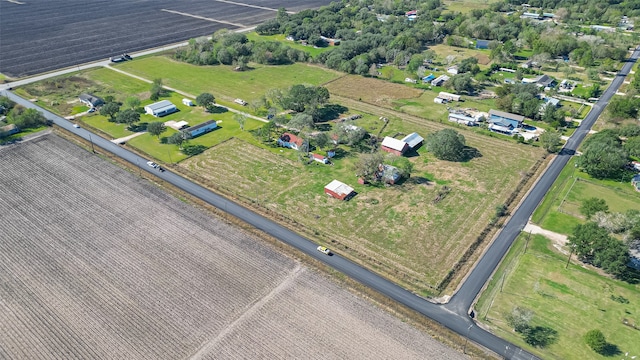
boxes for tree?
[196,93,215,108]
[168,132,186,149]
[147,121,167,139]
[451,74,475,94]
[100,102,120,121]
[115,109,140,127]
[386,155,413,178]
[580,197,609,220]
[584,329,607,354]
[539,131,562,153]
[124,96,140,110]
[9,108,48,129]
[233,112,247,131]
[150,78,164,101]
[287,113,314,131]
[281,85,329,116]
[505,307,534,333]
[577,141,627,179]
[314,132,329,150]
[355,152,383,182]
[624,136,640,157]
[568,222,630,277]
[425,129,466,161]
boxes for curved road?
[2,47,638,359]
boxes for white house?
[185,120,218,137]
[144,100,177,117]
[431,75,450,86]
[447,66,459,75]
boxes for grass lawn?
[81,114,134,139]
[245,33,332,58]
[84,67,151,100]
[476,233,640,360]
[0,73,6,83]
[561,102,591,119]
[531,158,640,235]
[113,56,342,105]
[428,44,492,66]
[442,0,500,13]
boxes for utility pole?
[88,134,96,153]
[167,150,173,164]
[524,231,531,253]
[565,245,575,269]
[463,324,473,354]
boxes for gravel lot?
[0,134,465,359]
[0,0,331,78]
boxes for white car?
[146,161,158,168]
[72,124,80,128]
[316,246,331,255]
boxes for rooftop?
[146,100,176,112]
[325,180,354,196]
[489,109,525,122]
[381,136,407,151]
[186,120,217,132]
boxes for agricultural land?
[0,134,466,360]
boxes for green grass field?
[532,158,640,235]
[476,233,640,360]
[245,33,332,58]
[442,0,499,13]
[113,56,341,105]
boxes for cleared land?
[181,132,544,292]
[0,134,465,359]
[476,234,640,360]
[0,0,333,78]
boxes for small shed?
[434,97,447,104]
[447,66,459,75]
[185,120,218,137]
[448,113,476,126]
[431,75,450,86]
[438,92,461,102]
[0,123,19,136]
[324,180,355,200]
[476,40,490,49]
[422,74,436,83]
[401,132,424,149]
[182,98,194,106]
[144,100,177,117]
[381,136,409,156]
[312,153,329,164]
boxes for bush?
[181,144,206,156]
[584,329,606,354]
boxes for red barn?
[324,180,355,201]
[381,136,408,156]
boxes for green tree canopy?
[100,102,120,121]
[539,131,562,153]
[287,113,314,131]
[569,222,630,278]
[577,141,627,179]
[115,109,140,126]
[124,96,140,110]
[425,129,466,161]
[580,197,609,220]
[196,93,215,108]
[584,329,607,354]
[147,121,167,139]
[150,78,164,101]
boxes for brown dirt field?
[326,75,424,103]
[0,134,466,359]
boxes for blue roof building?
[488,109,524,129]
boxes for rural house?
[488,109,524,135]
[277,132,306,150]
[78,93,104,108]
[632,174,640,191]
[144,100,177,117]
[447,66,459,75]
[381,136,409,156]
[185,120,218,138]
[401,132,424,149]
[324,180,355,200]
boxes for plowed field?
[0,134,464,359]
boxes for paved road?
[445,46,640,318]
[3,48,637,360]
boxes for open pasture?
[0,134,465,359]
[115,56,342,104]
[476,234,640,360]
[0,0,332,78]
[181,133,544,292]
